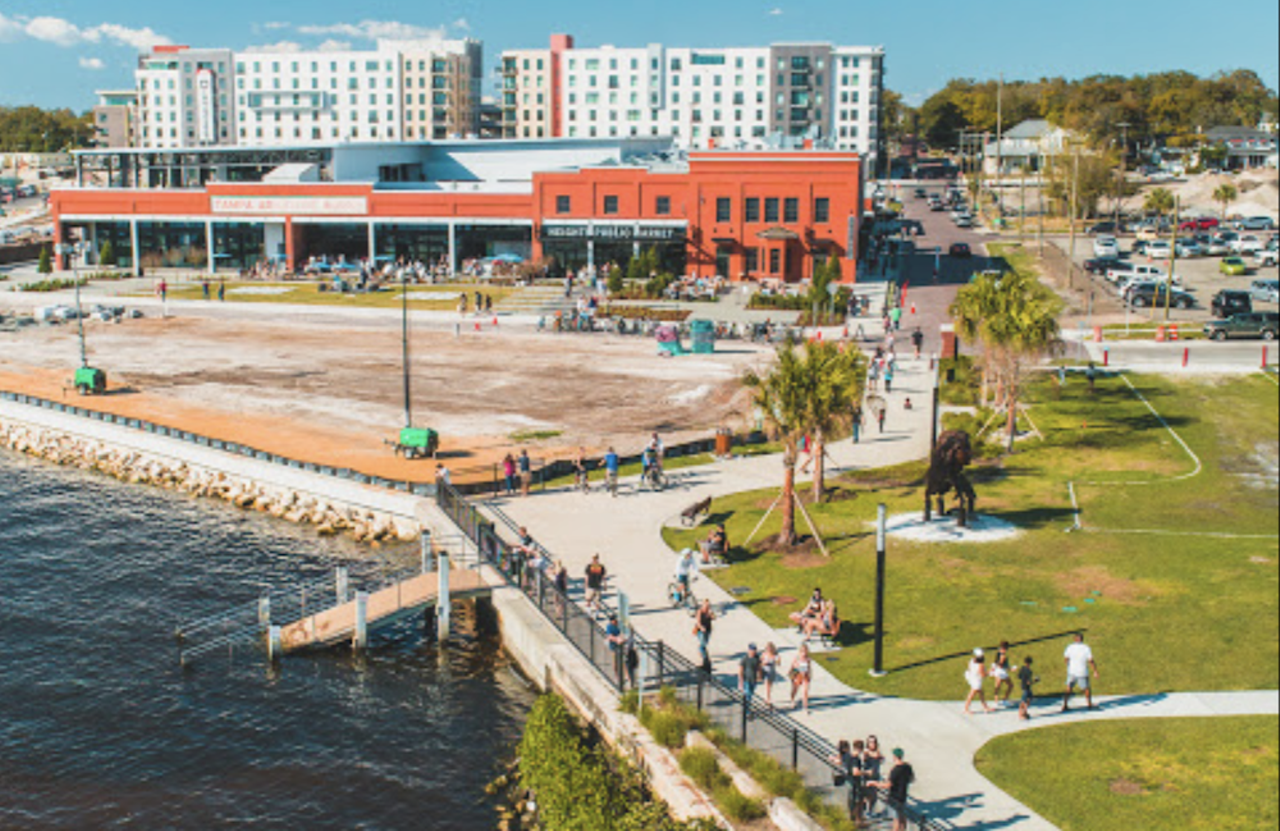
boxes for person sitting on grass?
[802,600,840,642]
[700,525,728,563]
[788,588,824,631]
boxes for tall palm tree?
[1212,182,1238,222]
[805,342,868,502]
[950,270,1063,453]
[1143,187,1175,218]
[743,343,810,546]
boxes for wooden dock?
[279,569,488,652]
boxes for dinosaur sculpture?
[924,430,977,528]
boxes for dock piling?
[437,551,451,642]
[354,592,369,649]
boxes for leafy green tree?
[950,270,1063,452]
[98,240,116,267]
[37,246,52,275]
[1144,187,1176,217]
[0,106,93,152]
[804,342,867,501]
[1212,182,1238,219]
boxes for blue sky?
[1,0,1277,110]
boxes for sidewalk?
[486,351,1279,830]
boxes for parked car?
[1093,236,1120,258]
[1135,226,1164,242]
[1174,238,1203,258]
[1202,236,1231,256]
[1085,256,1125,275]
[1229,236,1265,255]
[1255,250,1279,268]
[1087,221,1120,236]
[1202,312,1279,341]
[1212,289,1253,318]
[1250,279,1280,303]
[914,187,928,198]
[1220,256,1251,276]
[1146,240,1173,259]
[1128,284,1195,309]
[1236,216,1276,231]
[1179,217,1219,232]
[953,215,974,229]
[1109,263,1170,286]
[948,242,972,258]
[929,201,947,212]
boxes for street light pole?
[1067,143,1080,290]
[1114,122,1131,233]
[870,503,888,677]
[1164,195,1179,323]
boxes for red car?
[949,242,972,257]
[1179,217,1219,232]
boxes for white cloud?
[78,56,106,70]
[451,18,470,32]
[296,19,448,42]
[317,39,352,52]
[263,21,291,30]
[0,12,171,50]
[768,7,784,15]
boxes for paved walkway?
[486,347,1280,830]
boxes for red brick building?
[53,139,865,282]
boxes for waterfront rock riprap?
[0,420,419,544]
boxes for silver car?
[1251,279,1280,303]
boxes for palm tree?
[743,343,810,546]
[950,270,1063,452]
[1212,182,1238,222]
[804,342,868,502]
[1143,187,1175,218]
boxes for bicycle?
[642,464,668,492]
[604,469,619,497]
[667,577,699,615]
[574,465,590,494]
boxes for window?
[603,195,619,215]
[556,195,571,214]
[744,248,758,273]
[764,198,779,223]
[656,196,671,215]
[784,199,799,223]
[745,198,760,222]
[716,197,731,223]
[769,248,781,273]
[814,198,830,223]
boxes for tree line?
[898,70,1278,151]
[0,106,94,153]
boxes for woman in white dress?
[963,648,994,714]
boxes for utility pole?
[870,503,888,677]
[1037,138,1046,254]
[1114,122,1130,232]
[1067,143,1080,290]
[1164,195,1179,322]
[995,74,1004,199]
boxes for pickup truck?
[1255,250,1279,267]
[1107,262,1166,285]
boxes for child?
[1018,656,1039,721]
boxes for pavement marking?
[1076,373,1202,486]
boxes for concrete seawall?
[0,396,444,543]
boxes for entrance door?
[715,244,733,279]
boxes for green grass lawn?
[664,372,1279,700]
[135,281,513,311]
[975,716,1279,831]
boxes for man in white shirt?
[1062,632,1099,711]
[673,548,699,603]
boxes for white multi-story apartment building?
[135,47,236,149]
[133,40,481,149]
[502,36,885,169]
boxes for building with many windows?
[501,36,884,168]
[55,138,868,284]
[132,40,482,149]
[91,90,138,148]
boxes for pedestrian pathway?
[488,350,1280,830]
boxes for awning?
[711,236,737,244]
[756,226,800,241]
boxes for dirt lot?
[0,314,769,482]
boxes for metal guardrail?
[0,389,437,499]
[435,481,949,831]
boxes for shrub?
[648,710,689,749]
[714,784,766,822]
[37,246,52,274]
[619,689,639,714]
[99,240,116,267]
[678,747,727,791]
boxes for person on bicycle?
[674,548,699,603]
[641,445,656,486]
[603,446,620,496]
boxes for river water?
[0,450,535,829]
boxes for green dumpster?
[690,320,716,354]
[73,366,107,395]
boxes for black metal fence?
[435,481,949,831]
[0,389,435,496]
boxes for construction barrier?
[1182,347,1190,368]
[1155,326,1166,342]
[1169,324,1179,341]
[1093,326,1103,343]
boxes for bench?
[815,618,843,649]
[680,496,713,527]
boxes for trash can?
[690,320,716,354]
[714,428,733,458]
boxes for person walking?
[518,449,532,497]
[738,643,762,702]
[502,453,516,496]
[877,406,887,434]
[830,740,860,821]
[603,446,620,496]
[789,643,813,714]
[862,736,885,818]
[760,642,780,709]
[1017,656,1039,721]
[963,648,994,714]
[694,599,715,674]
[1063,632,1099,711]
[217,280,225,302]
[991,640,1014,705]
[851,405,863,444]
[911,326,924,360]
[584,554,607,613]
[605,614,627,686]
[201,280,210,300]
[869,748,915,831]
[883,363,895,394]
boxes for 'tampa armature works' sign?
[210,195,369,216]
